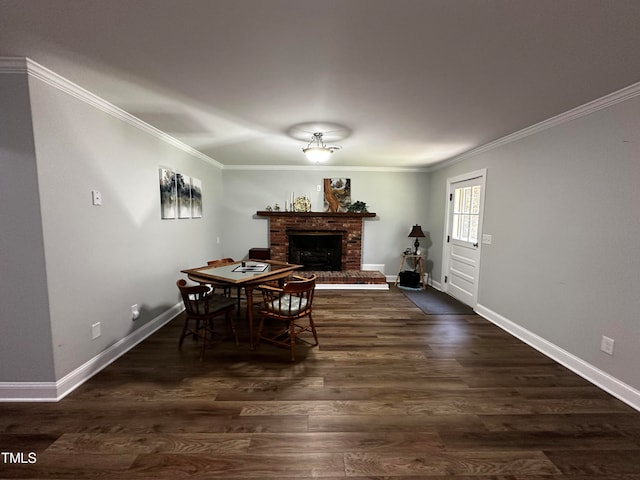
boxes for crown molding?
[0,57,223,170]
[430,79,640,172]
[0,56,29,73]
[223,164,430,173]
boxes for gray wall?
[0,72,55,382]
[221,169,430,274]
[427,95,640,390]
[0,66,226,382]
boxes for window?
[452,185,481,243]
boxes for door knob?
[473,242,479,247]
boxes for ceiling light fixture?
[302,132,341,162]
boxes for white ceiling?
[2,0,640,169]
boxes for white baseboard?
[0,381,58,402]
[362,263,385,273]
[476,303,640,412]
[0,302,183,402]
[316,283,389,290]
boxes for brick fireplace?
[256,211,376,271]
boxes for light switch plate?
[91,322,101,339]
[601,336,615,355]
[91,190,102,206]
[482,234,492,245]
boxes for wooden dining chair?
[256,274,318,361]
[206,257,235,296]
[176,279,239,360]
[207,257,235,267]
[206,257,244,311]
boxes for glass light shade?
[304,147,332,163]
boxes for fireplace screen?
[288,232,342,271]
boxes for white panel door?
[444,171,486,307]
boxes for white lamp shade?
[304,147,332,163]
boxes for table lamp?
[408,225,425,255]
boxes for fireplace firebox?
[288,231,342,271]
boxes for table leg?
[245,285,255,349]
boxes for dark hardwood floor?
[2,286,640,479]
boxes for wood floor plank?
[308,413,487,433]
[404,397,633,415]
[1,286,640,479]
[246,431,443,454]
[239,399,409,416]
[439,429,640,451]
[479,412,640,435]
[127,452,346,478]
[46,433,253,454]
[544,449,640,476]
[344,450,562,476]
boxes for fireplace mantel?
[256,211,376,218]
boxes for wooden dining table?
[181,259,302,348]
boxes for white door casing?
[443,169,487,308]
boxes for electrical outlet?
[91,322,101,339]
[600,336,615,355]
[131,304,140,321]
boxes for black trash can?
[398,270,421,289]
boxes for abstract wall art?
[159,168,177,219]
[191,177,202,218]
[177,173,191,219]
[159,168,202,219]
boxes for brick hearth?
[256,211,376,271]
